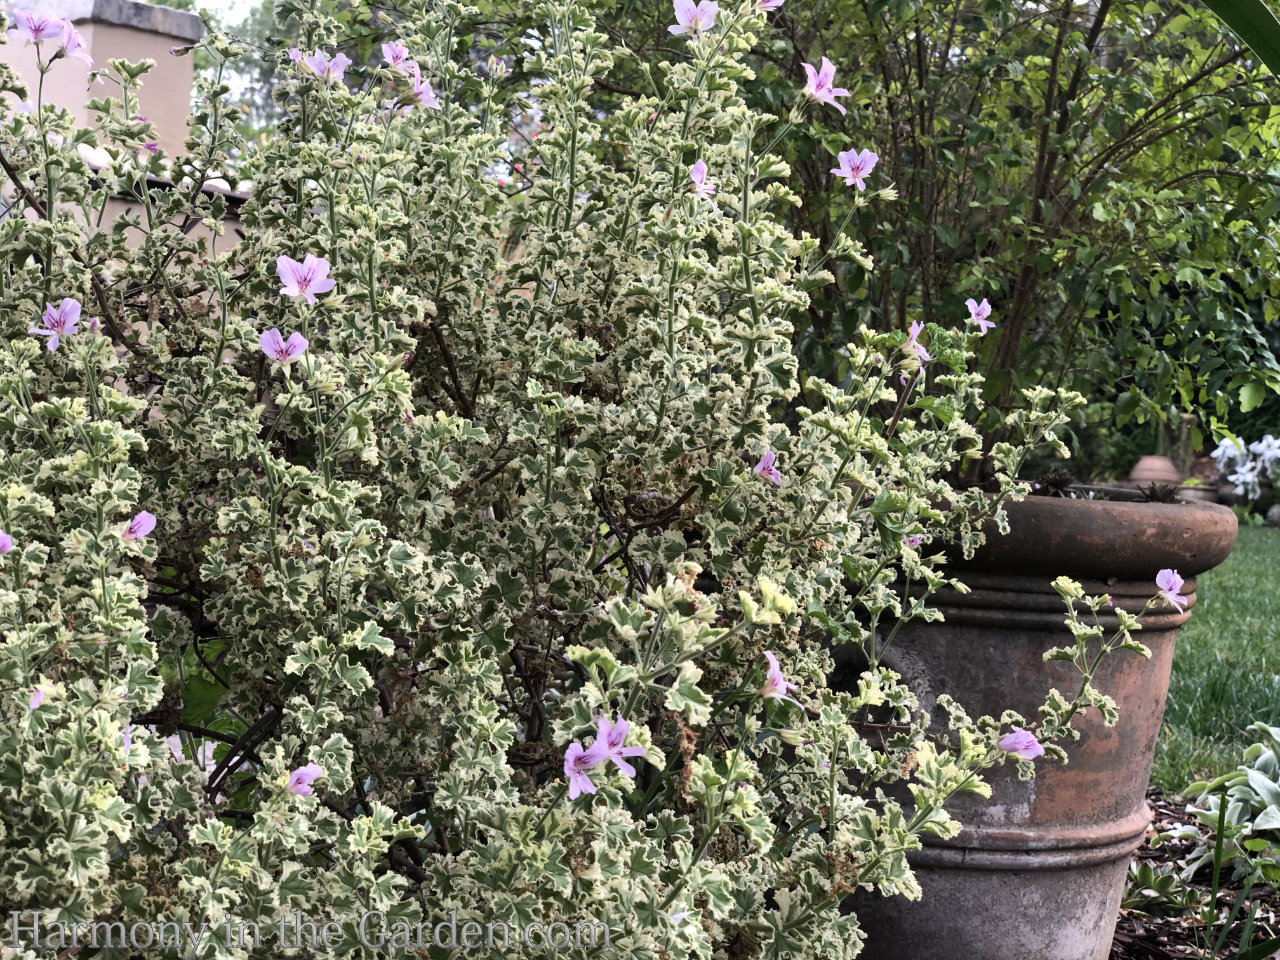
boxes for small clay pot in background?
[1128,455,1181,487]
[1177,485,1218,503]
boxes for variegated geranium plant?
[0,0,1147,955]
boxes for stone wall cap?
[6,0,204,41]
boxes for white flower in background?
[1249,435,1280,477]
[164,732,217,776]
[1229,458,1262,501]
[1210,436,1248,472]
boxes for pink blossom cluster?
[563,714,646,799]
[28,298,86,352]
[667,7,997,382]
[287,48,353,85]
[992,569,1186,764]
[1156,568,1188,612]
[760,652,801,707]
[286,763,324,796]
[898,297,998,385]
[380,40,441,110]
[997,727,1043,760]
[257,252,334,366]
[8,10,91,66]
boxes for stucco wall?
[1,0,203,156]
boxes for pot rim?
[953,495,1238,580]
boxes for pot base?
[853,852,1130,960]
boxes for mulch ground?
[1110,789,1280,959]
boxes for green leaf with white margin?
[341,621,394,655]
[666,661,713,726]
[565,645,637,686]
[683,754,727,808]
[726,785,774,851]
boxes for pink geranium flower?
[60,21,92,65]
[759,0,784,9]
[1156,569,1188,612]
[761,651,802,707]
[8,10,64,43]
[831,148,878,190]
[123,511,156,542]
[297,49,351,84]
[564,739,608,799]
[689,159,715,200]
[406,61,441,110]
[28,688,44,711]
[259,328,308,365]
[277,253,336,304]
[905,320,930,362]
[669,0,718,36]
[0,530,12,555]
[904,534,923,548]
[754,450,782,485]
[966,298,996,334]
[594,714,646,778]
[382,40,409,68]
[29,298,81,352]
[286,763,324,796]
[802,57,850,115]
[998,726,1044,760]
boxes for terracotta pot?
[1177,485,1217,503]
[852,498,1237,960]
[1128,454,1182,487]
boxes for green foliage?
[1149,729,1280,959]
[1130,720,1280,958]
[1121,860,1199,917]
[0,1,1140,956]
[590,0,1280,458]
[1173,722,1280,880]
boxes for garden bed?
[1110,789,1280,959]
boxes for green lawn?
[1150,524,1280,797]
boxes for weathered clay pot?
[853,497,1237,960]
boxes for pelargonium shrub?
[0,0,1130,955]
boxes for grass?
[1150,524,1280,797]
